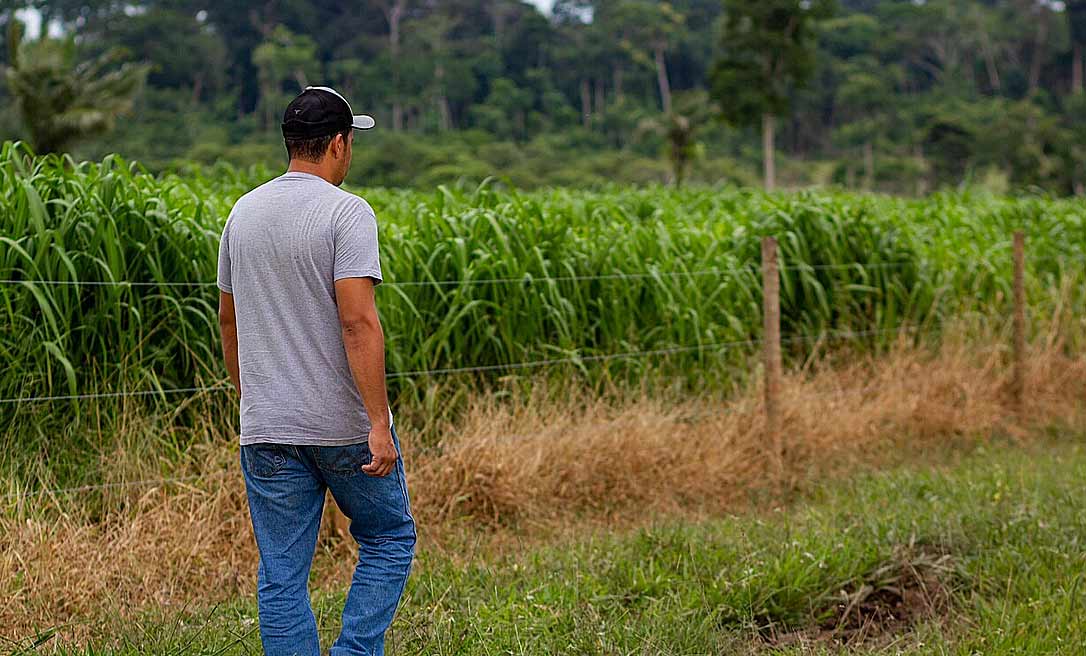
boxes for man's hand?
[362,424,398,477]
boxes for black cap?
[281,86,375,139]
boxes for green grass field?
[13,432,1085,655]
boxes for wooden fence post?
[762,237,783,476]
[1013,231,1026,410]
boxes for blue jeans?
[241,426,416,656]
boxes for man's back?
[217,171,384,446]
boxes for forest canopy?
[1,0,1084,194]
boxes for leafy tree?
[1021,0,1058,97]
[401,6,478,131]
[251,25,319,129]
[833,55,900,189]
[710,0,835,190]
[604,0,686,114]
[3,19,148,154]
[378,0,412,131]
[471,77,533,139]
[822,13,898,189]
[1060,93,1086,193]
[637,89,713,186]
[1068,1,1086,94]
[522,67,580,133]
[550,6,610,130]
[987,99,1068,191]
[104,8,227,103]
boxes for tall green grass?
[2,142,1084,487]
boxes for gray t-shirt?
[217,171,390,446]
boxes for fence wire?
[0,260,921,291]
[1,472,231,501]
[0,385,233,404]
[0,327,919,405]
[0,269,740,289]
[4,255,1082,292]
[1,373,928,503]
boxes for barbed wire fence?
[0,234,1035,504]
[0,259,917,290]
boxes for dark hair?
[285,128,349,163]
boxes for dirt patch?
[766,548,959,650]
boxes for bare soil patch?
[765,547,959,650]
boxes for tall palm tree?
[637,91,714,187]
[4,20,148,154]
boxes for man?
[217,86,415,656]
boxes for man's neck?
[287,160,337,185]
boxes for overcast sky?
[528,0,554,14]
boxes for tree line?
[2,0,1086,194]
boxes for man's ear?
[330,133,346,159]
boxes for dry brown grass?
[3,322,1085,641]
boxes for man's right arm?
[334,276,396,477]
[218,291,241,394]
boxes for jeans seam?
[396,461,417,558]
[385,461,415,655]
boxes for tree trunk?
[594,77,605,114]
[392,104,403,132]
[191,71,204,104]
[435,63,451,131]
[384,0,406,131]
[980,31,1001,91]
[762,113,776,192]
[914,144,928,196]
[260,79,274,129]
[438,97,451,130]
[613,65,624,102]
[1074,42,1084,94]
[580,78,591,128]
[863,140,875,190]
[1029,16,1048,95]
[654,44,672,114]
[292,69,308,90]
[488,0,509,45]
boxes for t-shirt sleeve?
[216,216,232,294]
[333,201,383,284]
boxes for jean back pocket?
[242,444,288,478]
[314,442,372,477]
